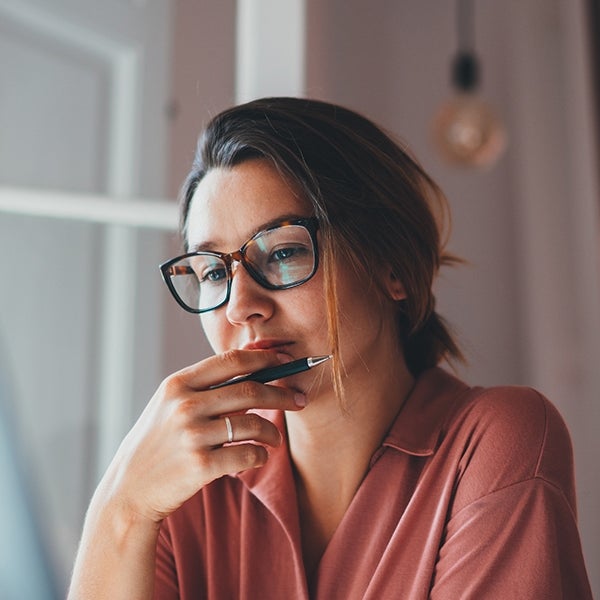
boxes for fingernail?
[294,393,307,407]
[277,353,293,364]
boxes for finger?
[207,443,270,478]
[206,380,307,417]
[177,349,288,390]
[220,413,282,447]
[185,413,283,448]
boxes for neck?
[286,355,414,480]
[285,351,414,577]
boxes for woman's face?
[185,159,400,396]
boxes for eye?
[201,266,227,283]
[190,256,227,284]
[271,247,295,261]
[269,245,309,263]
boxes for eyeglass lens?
[166,223,316,312]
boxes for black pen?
[209,355,332,389]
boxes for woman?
[69,97,592,599]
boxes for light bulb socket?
[452,52,479,91]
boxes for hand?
[99,350,305,524]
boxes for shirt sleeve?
[431,478,592,599]
[430,387,593,599]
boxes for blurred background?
[0,0,598,597]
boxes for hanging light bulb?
[432,0,507,168]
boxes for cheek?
[199,312,228,353]
[294,273,328,321]
[334,267,385,336]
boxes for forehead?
[185,159,311,252]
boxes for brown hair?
[180,97,463,393]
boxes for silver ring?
[224,416,234,443]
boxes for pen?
[209,355,332,389]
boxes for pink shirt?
[154,368,592,599]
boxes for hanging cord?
[457,0,475,53]
[453,0,479,91]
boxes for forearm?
[68,483,161,600]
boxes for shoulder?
[451,384,574,473]
[451,384,557,447]
[441,382,576,513]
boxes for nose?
[225,260,274,324]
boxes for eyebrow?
[187,213,311,253]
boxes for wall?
[162,0,237,377]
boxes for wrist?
[86,474,163,550]
[69,484,161,599]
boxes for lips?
[243,339,295,352]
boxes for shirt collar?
[381,367,470,457]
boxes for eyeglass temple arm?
[167,265,194,276]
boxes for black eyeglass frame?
[159,217,320,314]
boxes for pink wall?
[162,0,237,376]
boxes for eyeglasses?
[160,217,319,313]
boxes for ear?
[383,268,407,301]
